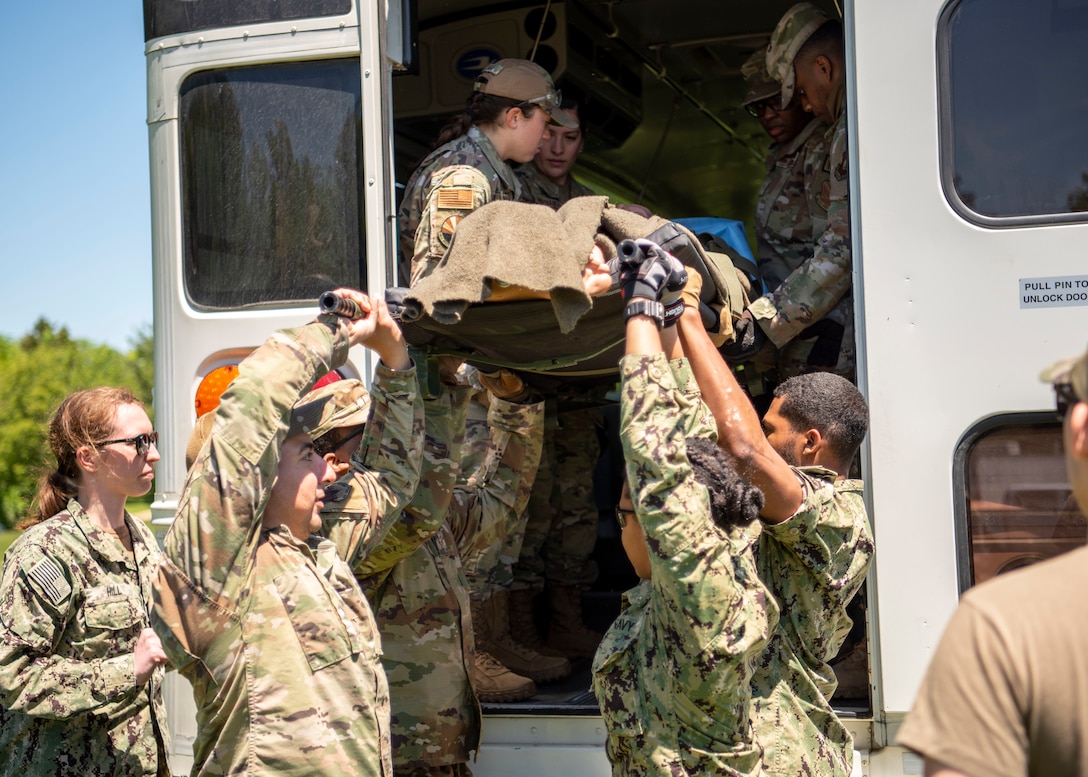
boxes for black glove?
[616,239,688,303]
[719,311,770,363]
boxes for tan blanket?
[400,196,750,338]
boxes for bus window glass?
[180,60,365,310]
[144,0,351,42]
[940,0,1088,221]
[962,422,1084,587]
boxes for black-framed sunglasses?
[97,432,159,457]
[1054,382,1080,421]
[615,506,636,528]
[329,425,366,452]
[745,96,782,117]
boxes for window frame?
[936,0,1088,229]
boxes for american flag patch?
[437,188,475,209]
[27,557,71,605]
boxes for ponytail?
[20,387,142,529]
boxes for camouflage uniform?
[754,118,854,381]
[752,71,854,380]
[750,467,874,777]
[325,387,543,774]
[512,162,601,597]
[513,402,602,592]
[448,396,545,598]
[398,126,522,285]
[592,353,774,776]
[153,316,423,777]
[514,162,594,209]
[0,502,168,776]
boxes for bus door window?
[179,60,366,310]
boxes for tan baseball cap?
[741,49,781,108]
[766,2,831,108]
[289,379,372,441]
[1040,347,1088,402]
[474,59,578,128]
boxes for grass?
[0,530,17,558]
[1,496,156,559]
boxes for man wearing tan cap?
[727,3,855,385]
[153,290,425,777]
[898,346,1088,777]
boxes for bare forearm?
[676,306,802,519]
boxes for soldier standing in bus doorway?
[740,48,828,400]
[675,280,874,777]
[727,2,855,385]
[501,97,607,662]
[898,347,1088,777]
[397,58,576,693]
[309,374,546,775]
[153,290,425,777]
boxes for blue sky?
[1,5,151,351]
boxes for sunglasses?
[329,425,365,452]
[98,432,159,457]
[615,506,636,528]
[746,96,782,117]
[1055,382,1081,421]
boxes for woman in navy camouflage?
[0,387,170,776]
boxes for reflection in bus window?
[144,0,351,42]
[940,0,1088,221]
[964,423,1085,586]
[180,60,365,310]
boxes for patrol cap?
[766,2,831,108]
[474,59,578,128]
[288,379,372,441]
[740,49,781,108]
[1040,346,1088,403]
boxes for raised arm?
[676,296,803,521]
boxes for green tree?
[0,319,153,528]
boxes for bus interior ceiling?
[391,0,844,233]
[389,0,871,718]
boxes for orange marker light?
[194,365,239,417]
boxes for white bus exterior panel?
[852,0,1088,717]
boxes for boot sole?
[477,682,538,703]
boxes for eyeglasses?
[329,425,365,452]
[615,506,636,528]
[745,97,781,117]
[97,432,159,457]
[1055,382,1081,421]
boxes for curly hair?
[772,372,868,463]
[684,436,764,528]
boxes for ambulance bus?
[143,0,1088,773]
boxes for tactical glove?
[719,311,770,363]
[616,239,689,304]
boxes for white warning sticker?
[1019,275,1088,309]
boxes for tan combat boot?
[473,651,537,703]
[468,595,537,702]
[485,590,571,683]
[544,584,604,659]
[507,588,565,658]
